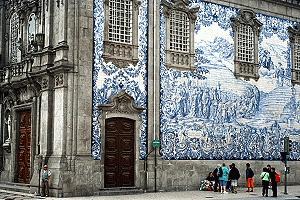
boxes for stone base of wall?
[4,155,300,196]
[146,159,300,192]
[29,155,102,197]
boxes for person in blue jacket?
[219,163,229,194]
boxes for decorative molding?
[18,86,34,102]
[98,91,144,115]
[102,41,138,68]
[41,77,49,89]
[54,73,64,87]
[231,9,262,36]
[234,61,259,81]
[162,0,199,22]
[161,0,199,70]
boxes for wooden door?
[17,110,31,184]
[104,117,135,188]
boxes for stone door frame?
[98,91,144,189]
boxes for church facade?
[1,0,300,197]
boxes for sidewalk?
[45,186,300,200]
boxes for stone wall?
[146,158,300,192]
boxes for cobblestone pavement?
[1,186,299,200]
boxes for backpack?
[275,173,281,183]
[218,167,223,177]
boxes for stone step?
[0,189,39,199]
[0,182,31,194]
[95,187,144,196]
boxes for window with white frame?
[170,10,190,52]
[162,0,199,70]
[237,24,254,63]
[108,0,132,44]
[231,9,262,81]
[103,0,140,68]
[10,13,20,64]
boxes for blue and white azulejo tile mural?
[160,1,300,160]
[92,0,148,160]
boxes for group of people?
[261,164,280,197]
[200,163,280,197]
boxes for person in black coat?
[269,167,277,197]
[228,163,240,193]
[246,163,254,192]
[213,165,221,192]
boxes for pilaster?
[52,72,67,156]
[44,0,54,48]
[40,76,53,157]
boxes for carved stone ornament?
[230,9,263,36]
[162,0,199,22]
[6,0,40,16]
[102,41,138,68]
[18,86,34,102]
[98,91,144,115]
[55,73,64,87]
[39,77,49,89]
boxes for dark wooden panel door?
[105,118,135,188]
[17,110,31,184]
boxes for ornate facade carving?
[55,73,64,87]
[161,0,199,70]
[41,77,49,90]
[98,91,144,115]
[231,9,262,81]
[18,86,34,103]
[102,0,141,68]
[288,24,300,85]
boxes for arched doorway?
[104,117,135,188]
